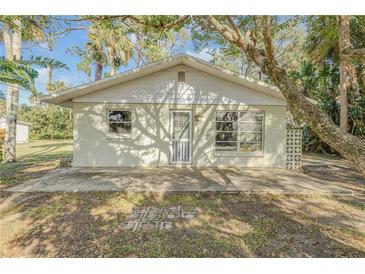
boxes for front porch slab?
[4,154,363,195]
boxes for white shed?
[42,54,288,168]
[0,117,31,144]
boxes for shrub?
[18,104,73,140]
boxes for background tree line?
[18,104,72,140]
[0,99,72,140]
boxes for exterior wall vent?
[178,71,185,82]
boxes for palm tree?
[2,17,21,162]
[132,27,189,66]
[1,17,68,162]
[87,25,107,81]
[101,22,132,76]
[47,80,70,94]
[29,56,68,94]
[88,21,132,78]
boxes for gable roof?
[41,54,285,107]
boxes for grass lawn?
[0,139,72,188]
[0,140,365,257]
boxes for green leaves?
[0,58,38,94]
[18,104,73,139]
[28,56,69,70]
[0,56,69,95]
[305,16,365,63]
[0,16,21,32]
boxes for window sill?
[214,151,264,157]
[105,134,132,140]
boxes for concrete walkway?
[5,154,364,194]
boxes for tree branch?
[346,48,365,62]
[127,15,190,30]
[206,16,248,50]
[160,15,190,29]
[52,15,190,31]
[225,16,242,40]
[52,27,89,38]
[52,15,129,22]
[262,16,275,63]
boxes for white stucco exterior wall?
[73,103,286,167]
[71,65,287,167]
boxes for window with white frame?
[215,111,264,152]
[107,110,132,134]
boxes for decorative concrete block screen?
[286,129,302,170]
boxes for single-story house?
[0,117,31,143]
[42,54,288,167]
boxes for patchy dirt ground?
[0,192,364,258]
[0,140,72,190]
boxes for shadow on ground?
[0,191,364,258]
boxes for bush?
[18,104,73,140]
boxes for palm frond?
[0,16,21,31]
[28,56,69,70]
[0,59,38,94]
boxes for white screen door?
[170,110,192,164]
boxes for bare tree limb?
[52,27,89,38]
[225,16,242,40]
[262,16,275,63]
[207,16,248,50]
[52,15,129,22]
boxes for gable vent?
[178,71,185,82]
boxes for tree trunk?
[206,16,365,177]
[265,61,365,177]
[94,62,103,81]
[87,63,91,82]
[339,61,348,130]
[136,32,143,68]
[3,23,13,65]
[3,18,21,163]
[106,46,117,76]
[3,23,14,162]
[338,16,351,132]
[47,65,53,93]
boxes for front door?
[170,110,192,164]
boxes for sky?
[0,19,211,105]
